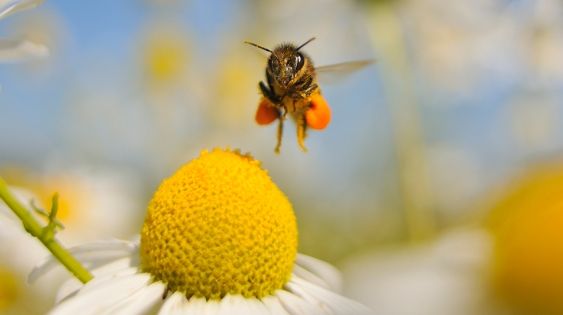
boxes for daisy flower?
[0,0,48,63]
[32,148,373,315]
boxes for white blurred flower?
[402,0,523,98]
[0,186,51,272]
[0,171,142,314]
[0,186,62,314]
[528,0,563,84]
[20,168,143,244]
[342,229,495,315]
[0,164,151,315]
[0,0,48,63]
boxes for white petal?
[158,292,187,315]
[295,254,342,292]
[261,296,291,315]
[75,267,139,296]
[49,272,151,315]
[216,295,270,315]
[102,282,165,314]
[57,267,138,302]
[283,281,331,314]
[292,264,333,292]
[0,0,43,19]
[89,256,137,277]
[184,297,219,315]
[55,259,140,303]
[276,290,328,315]
[29,239,137,283]
[67,239,138,254]
[0,39,48,62]
[287,277,374,315]
[55,277,82,304]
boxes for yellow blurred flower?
[207,52,258,127]
[0,266,20,311]
[487,162,563,314]
[142,27,190,88]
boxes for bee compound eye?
[295,53,304,70]
[269,57,280,71]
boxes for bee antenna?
[296,37,316,51]
[244,41,272,53]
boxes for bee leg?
[296,114,308,152]
[275,115,284,154]
[259,81,277,103]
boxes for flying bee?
[245,37,373,153]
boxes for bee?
[245,37,372,153]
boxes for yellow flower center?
[140,149,298,299]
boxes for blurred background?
[1,0,563,314]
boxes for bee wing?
[315,60,374,85]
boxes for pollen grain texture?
[140,149,298,299]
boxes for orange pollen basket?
[305,94,331,130]
[255,98,279,125]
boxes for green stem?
[366,3,436,242]
[0,176,93,283]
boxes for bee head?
[268,46,305,87]
[245,37,316,87]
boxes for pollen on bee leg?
[305,94,331,130]
[255,98,279,125]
